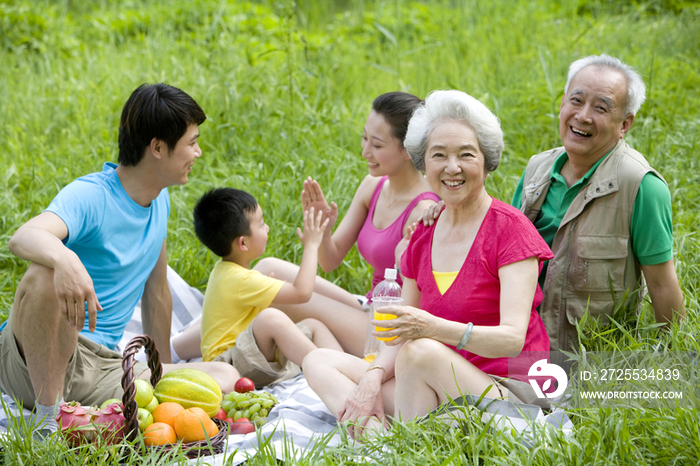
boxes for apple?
[234,377,255,393]
[224,417,234,425]
[100,398,123,410]
[137,408,154,432]
[229,418,255,435]
[144,396,159,413]
[134,379,154,408]
[214,408,227,420]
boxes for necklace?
[386,178,421,207]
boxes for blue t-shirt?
[0,163,170,349]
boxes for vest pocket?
[573,235,628,292]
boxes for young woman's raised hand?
[301,177,338,228]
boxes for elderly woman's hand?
[417,200,445,227]
[337,369,386,438]
[372,304,439,344]
[301,177,338,228]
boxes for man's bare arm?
[642,259,685,325]
[141,240,173,363]
[8,212,101,332]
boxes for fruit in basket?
[55,401,99,446]
[137,408,154,432]
[144,395,159,412]
[100,398,123,410]
[93,402,126,444]
[55,401,128,446]
[154,368,222,417]
[214,408,227,420]
[143,422,177,446]
[152,402,185,427]
[229,418,255,435]
[222,390,278,422]
[234,377,255,393]
[173,407,219,442]
[135,379,155,408]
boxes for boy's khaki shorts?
[213,322,312,388]
[0,317,147,410]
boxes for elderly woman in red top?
[304,90,553,437]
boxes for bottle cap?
[384,268,397,280]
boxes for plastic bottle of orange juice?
[363,268,403,362]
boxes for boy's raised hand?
[297,206,329,248]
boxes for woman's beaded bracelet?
[456,322,474,351]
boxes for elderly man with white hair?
[511,54,685,353]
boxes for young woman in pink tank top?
[251,92,439,358]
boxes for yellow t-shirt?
[200,260,284,362]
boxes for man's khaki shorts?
[0,317,147,409]
[213,322,312,388]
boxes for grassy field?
[1,0,699,464]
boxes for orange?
[152,402,185,428]
[143,422,177,446]
[173,407,218,443]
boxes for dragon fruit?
[55,401,99,446]
[93,402,126,444]
[55,401,126,446]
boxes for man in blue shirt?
[0,84,239,431]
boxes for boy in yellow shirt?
[194,188,342,387]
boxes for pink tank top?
[356,176,440,299]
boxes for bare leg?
[303,348,395,420]
[274,294,368,358]
[393,338,501,421]
[251,308,318,366]
[11,263,79,408]
[171,315,203,361]
[301,317,343,353]
[254,257,363,309]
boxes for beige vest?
[519,139,663,352]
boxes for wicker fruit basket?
[121,334,228,459]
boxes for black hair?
[371,92,423,144]
[193,188,258,257]
[118,83,207,166]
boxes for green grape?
[232,393,248,403]
[236,400,254,408]
[248,403,261,415]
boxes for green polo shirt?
[512,150,673,285]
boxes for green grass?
[1,0,699,464]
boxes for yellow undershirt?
[432,270,459,295]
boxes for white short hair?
[564,54,646,115]
[404,90,504,172]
